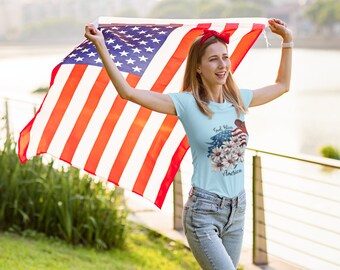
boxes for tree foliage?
[149,0,267,19]
[304,0,340,34]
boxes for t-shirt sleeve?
[168,92,192,119]
[240,89,253,109]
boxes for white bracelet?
[281,41,294,48]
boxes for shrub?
[0,138,128,250]
[320,145,340,160]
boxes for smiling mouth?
[215,72,226,78]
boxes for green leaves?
[0,139,128,250]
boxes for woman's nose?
[218,59,226,68]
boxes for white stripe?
[95,99,141,179]
[228,22,254,56]
[118,111,167,190]
[26,65,74,158]
[71,82,118,167]
[95,26,194,181]
[47,66,101,157]
[137,24,194,91]
[143,122,186,202]
[163,59,186,94]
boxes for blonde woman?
[85,18,292,270]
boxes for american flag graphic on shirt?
[18,17,267,208]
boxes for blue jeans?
[183,186,246,270]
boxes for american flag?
[18,17,267,208]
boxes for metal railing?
[173,148,340,269]
[2,96,340,269]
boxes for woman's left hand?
[268,18,293,42]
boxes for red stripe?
[36,64,87,155]
[154,136,190,208]
[83,73,140,174]
[132,114,178,195]
[59,68,110,163]
[107,23,211,185]
[223,23,239,37]
[230,23,265,73]
[18,65,62,163]
[130,23,240,186]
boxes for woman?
[85,18,292,270]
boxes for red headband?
[199,29,230,46]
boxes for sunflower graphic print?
[207,119,248,176]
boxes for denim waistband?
[189,186,246,207]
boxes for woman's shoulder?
[239,88,253,109]
[168,91,194,103]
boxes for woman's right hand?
[84,24,105,46]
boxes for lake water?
[1,46,339,156]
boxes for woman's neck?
[208,87,224,103]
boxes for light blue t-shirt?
[169,89,253,198]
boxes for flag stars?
[75,46,83,50]
[120,50,129,57]
[133,66,142,73]
[152,27,160,31]
[115,61,123,67]
[82,48,90,53]
[145,47,154,52]
[132,26,140,31]
[152,38,161,43]
[139,40,148,45]
[106,38,115,44]
[87,52,97,57]
[75,57,84,62]
[69,53,77,58]
[126,58,135,65]
[95,58,102,64]
[110,54,116,60]
[113,44,122,50]
[145,34,153,38]
[139,30,146,34]
[159,31,167,35]
[139,55,148,62]
[133,48,141,53]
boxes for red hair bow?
[199,29,230,46]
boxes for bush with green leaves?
[0,139,128,250]
[320,145,340,160]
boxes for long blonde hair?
[182,35,247,118]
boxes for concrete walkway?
[126,192,304,270]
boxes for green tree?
[148,0,197,18]
[149,0,266,19]
[304,0,340,35]
[223,1,264,18]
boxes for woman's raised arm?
[250,18,293,107]
[84,24,176,115]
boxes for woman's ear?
[197,67,201,74]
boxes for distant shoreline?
[0,36,339,54]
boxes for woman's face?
[197,41,231,92]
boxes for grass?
[0,223,200,270]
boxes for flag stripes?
[18,17,267,208]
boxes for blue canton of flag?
[62,24,180,76]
